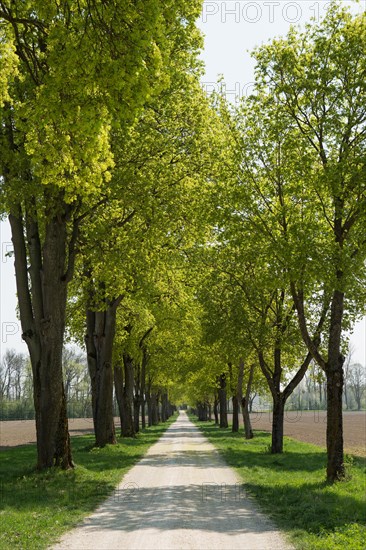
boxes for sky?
[0,0,365,366]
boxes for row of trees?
[0,2,365,482]
[0,0,214,468]
[3,345,364,417]
[181,3,366,482]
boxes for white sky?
[0,0,365,366]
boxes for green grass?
[193,418,366,550]
[0,416,177,549]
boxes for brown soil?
[232,410,366,457]
[0,417,120,451]
[1,411,365,456]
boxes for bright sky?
[0,1,365,365]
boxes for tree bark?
[10,208,73,469]
[151,392,159,425]
[197,402,208,421]
[161,391,168,422]
[133,364,141,434]
[114,362,124,436]
[85,297,119,447]
[219,373,228,428]
[228,362,239,432]
[198,402,208,421]
[141,400,146,429]
[325,289,345,481]
[271,395,285,453]
[121,353,135,437]
[146,381,152,427]
[241,396,253,440]
[147,396,152,426]
[326,366,344,479]
[213,395,219,425]
[133,397,140,433]
[140,348,147,430]
[139,326,154,430]
[291,282,345,480]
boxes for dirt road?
[53,411,292,550]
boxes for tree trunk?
[122,354,135,437]
[213,395,219,425]
[326,367,344,478]
[291,280,344,481]
[258,327,312,453]
[133,397,140,433]
[114,363,124,436]
[10,209,73,470]
[138,328,153,430]
[151,392,159,425]
[147,395,152,427]
[249,393,256,413]
[228,362,238,432]
[146,381,152,427]
[237,359,254,439]
[157,393,161,423]
[140,350,147,430]
[85,299,119,447]
[271,395,285,453]
[232,395,239,432]
[241,396,253,440]
[133,364,141,434]
[161,391,168,422]
[197,402,208,421]
[325,289,345,481]
[219,373,228,428]
[141,400,146,429]
[243,363,254,439]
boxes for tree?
[67,52,216,446]
[196,223,322,452]
[251,3,366,480]
[0,0,203,469]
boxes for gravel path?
[53,411,292,550]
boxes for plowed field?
[1,411,365,456]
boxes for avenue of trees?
[0,2,365,482]
[2,346,365,420]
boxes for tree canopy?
[1,1,364,482]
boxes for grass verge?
[192,418,366,550]
[0,415,177,549]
